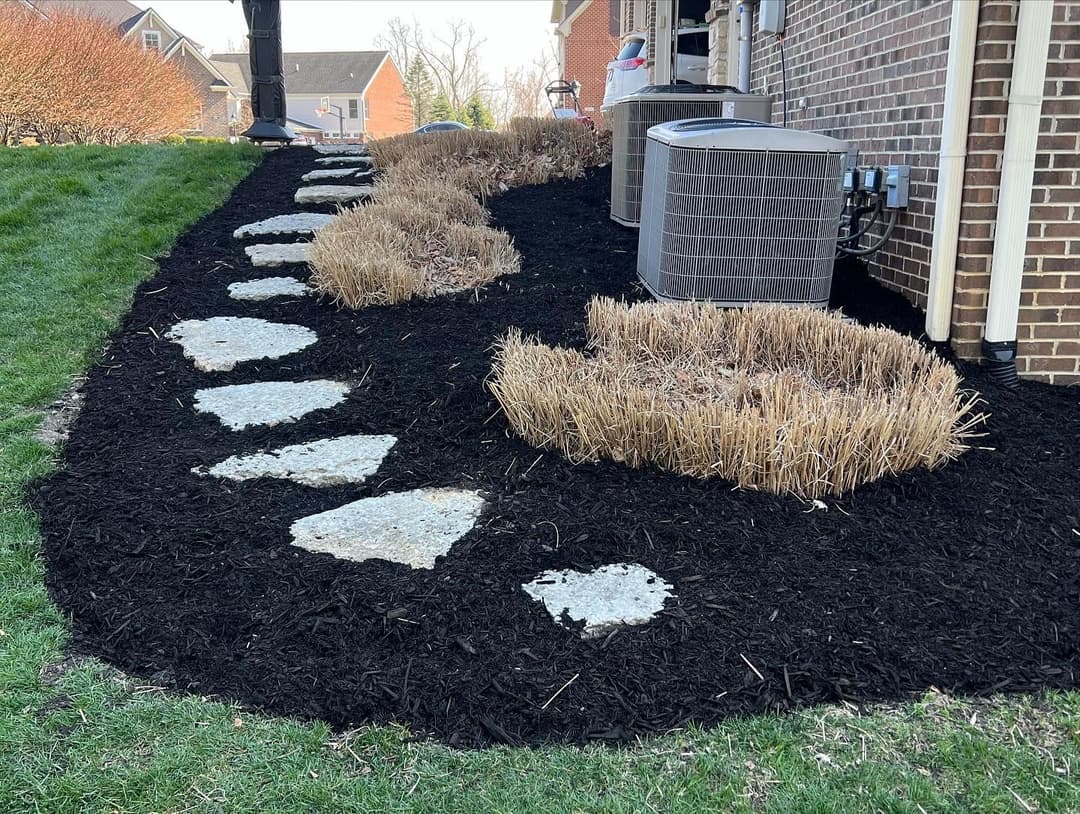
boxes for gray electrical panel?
[759,0,786,34]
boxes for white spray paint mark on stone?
[227,277,309,301]
[294,185,373,205]
[302,167,362,182]
[290,488,485,569]
[233,213,335,239]
[194,380,350,430]
[313,143,368,155]
[195,434,396,487]
[165,317,316,372]
[315,155,373,166]
[244,242,310,267]
[522,563,674,639]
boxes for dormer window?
[142,30,162,50]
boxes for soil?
[33,147,1080,747]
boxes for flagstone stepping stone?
[165,317,316,372]
[315,155,373,166]
[244,242,311,267]
[233,213,336,239]
[294,185,373,205]
[195,434,396,487]
[313,143,368,155]
[290,488,485,569]
[228,277,310,301]
[522,563,674,639]
[301,167,364,182]
[194,380,350,430]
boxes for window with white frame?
[348,99,359,119]
[142,30,162,50]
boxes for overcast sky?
[136,1,557,78]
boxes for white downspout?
[981,0,1054,386]
[924,0,980,343]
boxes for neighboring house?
[211,51,413,141]
[708,0,1079,383]
[23,0,248,138]
[550,1,621,115]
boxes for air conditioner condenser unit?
[609,84,772,228]
[637,118,849,307]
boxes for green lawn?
[1,144,1077,814]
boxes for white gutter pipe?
[924,0,980,343]
[982,0,1054,387]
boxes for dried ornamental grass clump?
[308,186,520,308]
[310,118,609,308]
[489,298,985,498]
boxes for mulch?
[33,147,1080,747]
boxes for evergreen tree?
[462,95,496,130]
[429,92,456,122]
[403,58,435,127]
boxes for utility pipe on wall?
[924,0,980,343]
[737,1,755,92]
[982,0,1054,386]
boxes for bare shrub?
[489,298,985,498]
[0,8,200,145]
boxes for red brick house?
[213,51,413,141]
[551,0,621,116]
[709,0,1079,384]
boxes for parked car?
[415,120,470,134]
[602,28,710,110]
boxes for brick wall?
[363,58,413,139]
[563,0,621,114]
[705,1,730,85]
[949,0,1080,383]
[172,51,231,138]
[747,0,1079,383]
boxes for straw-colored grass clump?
[310,118,609,308]
[367,118,611,196]
[308,195,520,307]
[490,298,985,498]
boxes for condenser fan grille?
[638,143,846,306]
[611,99,729,226]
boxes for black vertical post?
[241,0,294,142]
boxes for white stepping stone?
[315,156,373,166]
[294,185,373,205]
[290,488,485,569]
[165,317,316,372]
[522,563,674,639]
[233,213,335,239]
[313,143,368,155]
[228,277,309,301]
[194,380,350,430]
[302,167,363,182]
[245,242,310,267]
[195,434,396,487]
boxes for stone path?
[301,167,366,182]
[233,213,336,239]
[315,155,374,166]
[165,317,316,372]
[295,184,373,205]
[244,242,311,267]
[168,145,676,634]
[228,277,309,301]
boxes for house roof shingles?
[211,51,388,95]
[26,0,142,28]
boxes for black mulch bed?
[33,147,1080,747]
